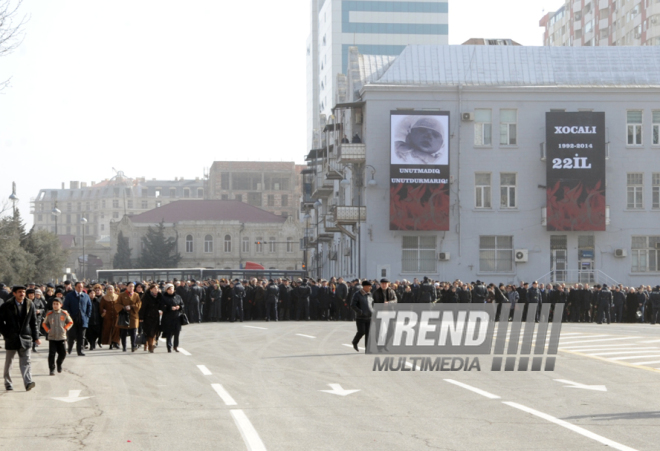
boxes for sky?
[0,0,565,225]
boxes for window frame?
[474,109,492,147]
[500,172,517,209]
[479,235,514,273]
[653,173,660,210]
[652,110,660,146]
[627,110,643,146]
[499,109,518,146]
[627,172,644,210]
[242,237,250,253]
[475,172,492,209]
[204,234,213,253]
[401,236,437,273]
[224,234,232,253]
[632,236,660,273]
[185,235,194,253]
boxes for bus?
[96,268,307,283]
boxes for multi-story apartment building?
[307,0,449,149]
[205,162,305,220]
[540,0,660,47]
[304,44,660,286]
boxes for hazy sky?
[0,0,564,224]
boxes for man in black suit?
[0,286,41,391]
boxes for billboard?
[546,112,606,231]
[390,111,450,231]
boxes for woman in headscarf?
[100,285,121,349]
[86,284,104,350]
[115,282,142,352]
[139,284,162,353]
[159,283,184,352]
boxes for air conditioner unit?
[438,252,450,261]
[343,247,352,256]
[328,251,337,260]
[354,111,363,125]
[614,249,627,258]
[515,249,528,263]
[461,112,474,122]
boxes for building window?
[37,214,43,222]
[500,173,517,208]
[653,174,660,209]
[402,236,436,272]
[653,111,660,145]
[627,110,643,146]
[269,237,276,253]
[474,109,492,146]
[142,188,149,197]
[224,234,232,253]
[632,236,660,272]
[204,235,213,253]
[112,199,119,208]
[112,212,119,219]
[286,237,294,253]
[170,188,176,197]
[479,236,513,273]
[186,235,193,253]
[248,192,262,207]
[197,188,204,198]
[141,201,148,209]
[100,224,105,231]
[627,173,644,209]
[235,194,242,202]
[267,195,275,206]
[475,173,492,208]
[255,237,264,253]
[281,195,288,207]
[127,200,133,209]
[242,237,250,253]
[221,194,229,200]
[184,188,190,198]
[499,109,517,146]
[220,172,230,190]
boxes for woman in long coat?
[100,285,120,349]
[139,284,162,353]
[115,282,142,352]
[159,283,184,352]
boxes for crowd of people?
[1,274,659,390]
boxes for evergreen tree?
[137,221,181,268]
[0,214,34,284]
[23,229,68,282]
[113,231,133,269]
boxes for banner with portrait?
[546,112,606,231]
[390,111,450,231]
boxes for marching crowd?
[1,275,660,391]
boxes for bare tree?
[0,0,27,90]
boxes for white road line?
[559,334,612,341]
[404,361,421,371]
[211,383,237,406]
[557,332,585,336]
[632,360,660,365]
[503,402,637,451]
[231,409,267,451]
[640,339,660,344]
[295,334,316,339]
[343,343,365,351]
[197,365,212,376]
[243,325,268,330]
[611,354,660,361]
[178,348,192,356]
[560,337,640,345]
[561,344,642,350]
[585,349,658,356]
[444,379,501,400]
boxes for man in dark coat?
[265,280,279,322]
[334,277,348,321]
[350,280,374,353]
[278,279,292,321]
[472,280,487,304]
[419,277,436,303]
[595,285,612,324]
[372,278,397,304]
[295,279,312,321]
[231,279,245,323]
[0,286,41,391]
[63,282,92,356]
[188,280,204,324]
[649,286,660,325]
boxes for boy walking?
[42,299,73,376]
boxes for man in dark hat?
[265,280,279,322]
[295,278,312,321]
[231,279,245,323]
[189,279,204,324]
[373,278,397,304]
[350,280,374,352]
[0,283,9,302]
[649,286,660,325]
[595,284,612,325]
[0,285,41,391]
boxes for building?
[304,44,660,286]
[461,38,521,46]
[540,0,660,47]
[205,161,305,220]
[31,172,205,277]
[307,0,449,149]
[110,200,304,270]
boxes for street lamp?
[52,202,62,234]
[9,182,18,215]
[80,217,88,280]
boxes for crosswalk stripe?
[560,337,640,345]
[611,354,660,361]
[586,349,659,356]
[632,360,660,365]
[561,345,643,351]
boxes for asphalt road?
[1,321,660,451]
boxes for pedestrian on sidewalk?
[42,298,73,376]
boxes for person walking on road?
[139,284,162,353]
[0,285,41,391]
[115,282,142,352]
[160,284,184,352]
[100,285,120,349]
[63,281,92,356]
[350,280,374,353]
[42,298,73,376]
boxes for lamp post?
[52,202,62,234]
[303,213,311,275]
[314,200,322,279]
[80,216,88,280]
[9,182,18,216]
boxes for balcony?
[334,206,366,224]
[324,158,344,181]
[339,143,366,163]
[323,215,342,233]
[312,173,334,198]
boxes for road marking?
[319,383,360,396]
[52,390,92,403]
[553,379,607,392]
[560,349,660,374]
[230,409,267,451]
[178,348,192,356]
[640,339,660,344]
[611,354,660,361]
[159,338,166,342]
[211,383,237,406]
[559,334,611,340]
[443,379,501,399]
[502,402,637,451]
[197,365,212,375]
[560,344,644,350]
[243,325,268,330]
[560,336,640,345]
[343,343,365,351]
[587,349,659,356]
[404,361,421,371]
[632,360,660,365]
[295,333,316,339]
